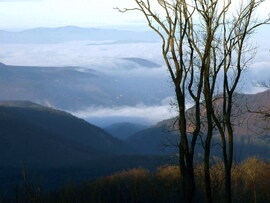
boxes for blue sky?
[0,0,269,30]
[0,0,145,30]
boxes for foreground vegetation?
[118,0,270,202]
[5,157,269,203]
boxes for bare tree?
[117,1,269,203]
[203,1,270,203]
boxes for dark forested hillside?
[0,93,269,199]
[0,62,171,111]
[0,101,133,168]
[127,90,270,159]
[11,158,270,203]
[0,101,173,197]
[104,122,148,140]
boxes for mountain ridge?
[0,62,171,111]
[0,101,134,168]
[104,122,148,140]
[127,90,270,158]
[0,26,160,44]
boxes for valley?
[0,25,269,202]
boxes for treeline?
[5,157,270,203]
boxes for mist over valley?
[0,24,269,202]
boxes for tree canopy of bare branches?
[117,0,270,202]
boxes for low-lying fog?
[0,27,269,126]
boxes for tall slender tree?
[117,1,269,202]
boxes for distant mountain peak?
[126,90,270,157]
[0,62,6,67]
[0,26,160,44]
[0,100,41,108]
[105,122,148,140]
[121,57,161,68]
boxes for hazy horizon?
[0,0,269,126]
[0,0,269,30]
[0,25,269,126]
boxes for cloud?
[240,63,270,94]
[71,103,177,124]
[0,31,269,96]
[0,41,163,68]
[0,41,168,80]
[70,96,194,124]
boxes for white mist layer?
[72,102,177,124]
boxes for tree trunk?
[179,156,195,203]
[204,73,213,203]
[176,89,195,203]
[224,166,232,203]
[204,139,213,203]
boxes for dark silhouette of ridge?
[104,122,148,140]
[0,101,134,168]
[121,57,161,68]
[127,90,270,158]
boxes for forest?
[6,157,270,203]
[0,0,270,202]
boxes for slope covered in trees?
[0,100,133,168]
[12,157,270,203]
[127,90,270,159]
[104,122,148,140]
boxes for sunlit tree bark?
[116,1,269,202]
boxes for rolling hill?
[104,122,148,140]
[0,62,171,111]
[0,101,133,167]
[121,57,161,68]
[0,26,159,44]
[0,101,174,196]
[127,90,270,159]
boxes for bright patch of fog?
[0,41,164,73]
[70,96,193,125]
[71,103,177,124]
[0,37,269,94]
[240,60,270,94]
[0,30,269,115]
